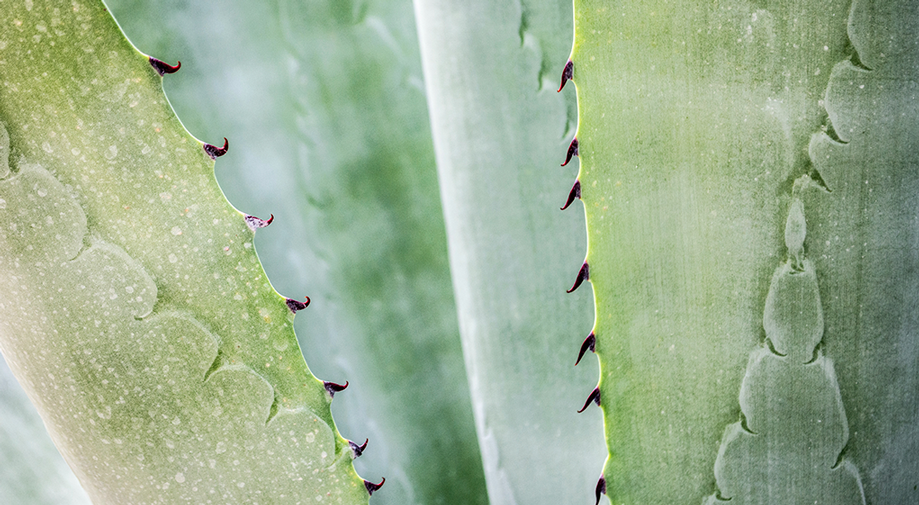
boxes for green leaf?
[0,2,366,502]
[414,0,606,503]
[0,355,90,505]
[571,0,919,503]
[100,1,488,503]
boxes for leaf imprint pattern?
[704,1,885,501]
[0,0,368,501]
[706,175,866,505]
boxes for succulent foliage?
[568,0,919,503]
[3,0,919,504]
[0,1,367,502]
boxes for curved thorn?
[575,332,596,366]
[203,137,229,160]
[149,57,181,76]
[560,179,581,210]
[567,262,589,293]
[561,137,579,166]
[577,387,601,413]
[557,60,573,92]
[285,296,311,313]
[349,438,369,458]
[323,380,349,398]
[595,475,607,505]
[364,477,385,496]
[244,213,275,231]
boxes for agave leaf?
[100,1,488,503]
[791,2,919,502]
[0,355,90,505]
[570,0,919,503]
[0,2,367,502]
[414,0,606,503]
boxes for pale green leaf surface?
[99,1,488,504]
[0,2,366,503]
[572,0,919,503]
[798,2,919,502]
[0,354,90,505]
[414,0,605,504]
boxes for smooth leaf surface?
[0,2,366,503]
[0,355,90,505]
[414,0,606,504]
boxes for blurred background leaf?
[0,356,90,505]
[414,0,606,503]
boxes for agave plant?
[1,0,917,504]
